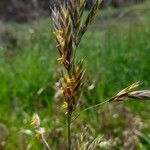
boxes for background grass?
[0,1,150,149]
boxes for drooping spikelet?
[110,82,150,102]
[128,90,150,100]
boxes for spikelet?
[31,113,40,127]
[128,90,150,100]
[31,114,45,138]
[110,82,150,102]
[51,4,73,69]
[67,0,86,31]
[80,0,102,37]
[60,60,85,113]
[31,114,51,149]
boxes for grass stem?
[67,112,71,150]
[41,134,51,150]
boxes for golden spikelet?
[51,4,73,69]
[60,60,85,113]
[110,82,150,102]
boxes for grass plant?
[31,0,150,149]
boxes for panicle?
[51,1,102,114]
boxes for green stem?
[67,112,71,150]
[41,134,51,150]
[71,99,111,123]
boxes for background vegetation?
[0,0,149,149]
[0,0,145,22]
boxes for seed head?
[31,113,40,128]
[110,82,150,102]
[110,82,141,102]
[128,90,150,100]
